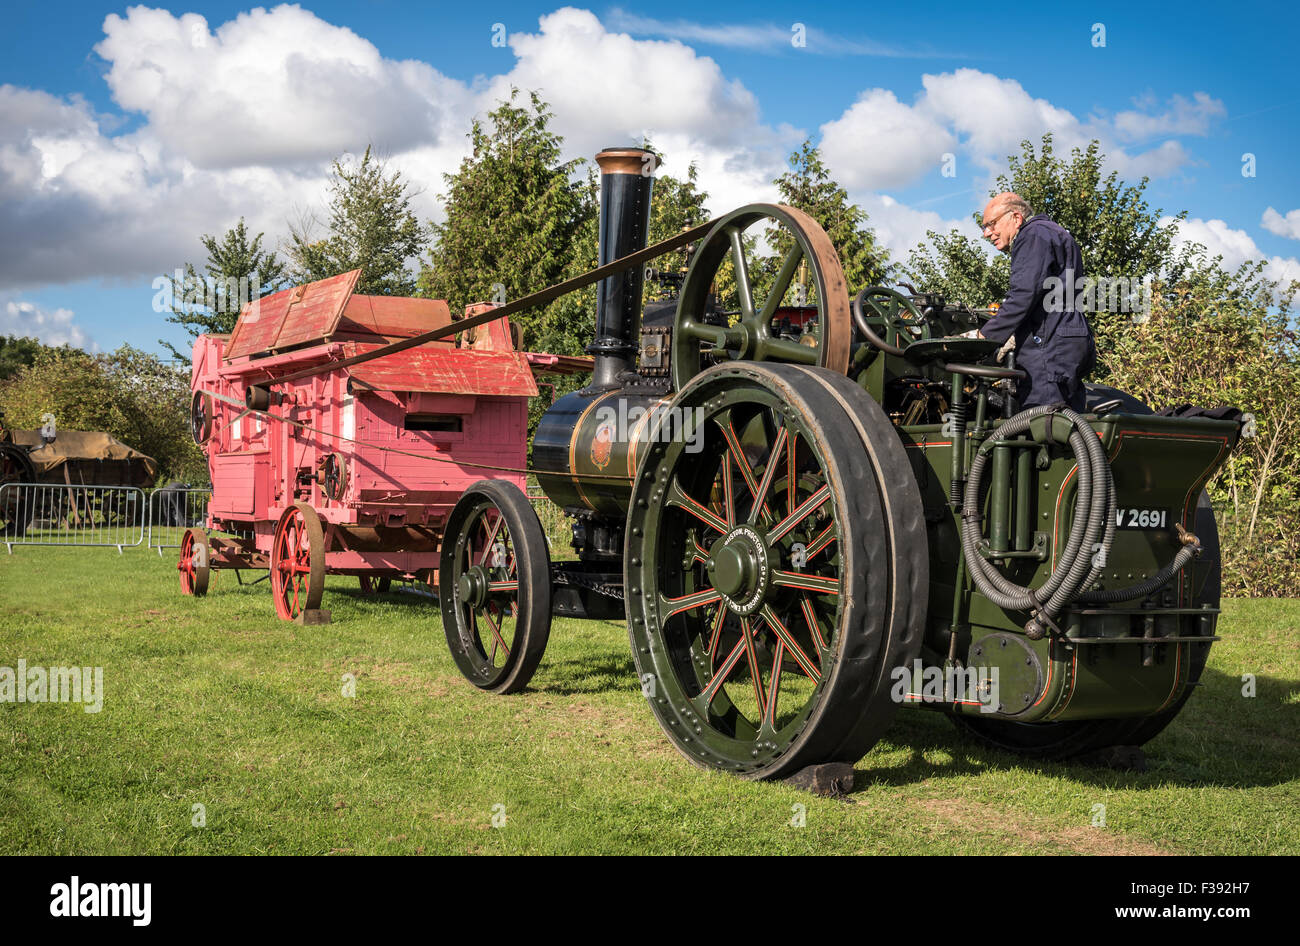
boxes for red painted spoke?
[690,537,710,566]
[806,522,836,559]
[760,606,821,681]
[668,482,729,535]
[481,607,511,660]
[771,570,840,596]
[768,484,830,543]
[800,594,828,652]
[700,636,747,706]
[740,617,767,720]
[765,639,786,728]
[487,580,519,593]
[662,587,723,619]
[747,426,789,526]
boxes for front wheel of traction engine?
[625,362,926,780]
[439,480,552,694]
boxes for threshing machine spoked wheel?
[439,480,552,694]
[190,391,213,445]
[318,452,348,502]
[626,362,915,779]
[947,386,1219,760]
[358,575,392,594]
[853,286,933,354]
[0,443,36,537]
[178,527,211,597]
[671,204,852,391]
[270,501,325,621]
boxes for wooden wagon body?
[185,269,572,619]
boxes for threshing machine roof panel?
[344,344,540,398]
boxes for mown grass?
[0,547,1296,855]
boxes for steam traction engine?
[192,146,1247,781]
[183,271,577,621]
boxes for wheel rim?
[672,204,851,391]
[271,504,323,620]
[179,529,196,594]
[444,499,524,687]
[627,364,888,777]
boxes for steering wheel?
[852,286,932,355]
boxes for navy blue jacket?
[980,215,1095,409]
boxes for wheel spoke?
[717,419,770,520]
[768,484,830,543]
[800,594,828,652]
[699,636,747,707]
[755,335,819,365]
[806,521,836,558]
[661,586,723,620]
[771,570,840,596]
[759,606,821,681]
[666,481,729,535]
[479,513,504,566]
[764,639,786,728]
[705,604,727,658]
[728,226,755,323]
[481,607,511,660]
[747,425,789,526]
[740,617,767,720]
[760,244,804,323]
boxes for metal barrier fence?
[527,485,571,556]
[146,487,213,554]
[1,483,146,553]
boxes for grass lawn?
[0,546,1296,855]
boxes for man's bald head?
[981,192,1034,252]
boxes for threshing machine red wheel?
[439,480,552,694]
[317,452,348,502]
[178,527,211,596]
[625,362,926,779]
[270,501,325,621]
[671,204,853,391]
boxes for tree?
[770,141,890,296]
[159,218,287,361]
[0,335,61,382]
[903,134,1187,354]
[419,90,595,354]
[288,146,431,295]
[0,346,204,483]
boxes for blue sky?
[2,1,1298,357]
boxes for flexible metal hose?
[960,405,1115,638]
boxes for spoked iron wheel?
[270,501,325,621]
[0,443,36,537]
[671,204,852,391]
[178,527,211,596]
[626,362,925,779]
[439,480,551,694]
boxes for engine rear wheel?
[626,362,924,779]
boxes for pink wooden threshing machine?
[181,269,580,621]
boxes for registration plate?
[1115,508,1171,530]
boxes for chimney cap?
[596,147,658,175]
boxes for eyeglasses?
[981,208,1017,233]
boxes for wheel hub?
[458,565,490,608]
[707,525,771,616]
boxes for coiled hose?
[959,404,1200,639]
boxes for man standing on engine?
[974,193,1096,410]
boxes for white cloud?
[1112,92,1225,142]
[1165,216,1300,301]
[0,298,95,349]
[819,89,956,191]
[855,193,978,264]
[1262,207,1300,241]
[818,68,1220,194]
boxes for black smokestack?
[587,147,656,390]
